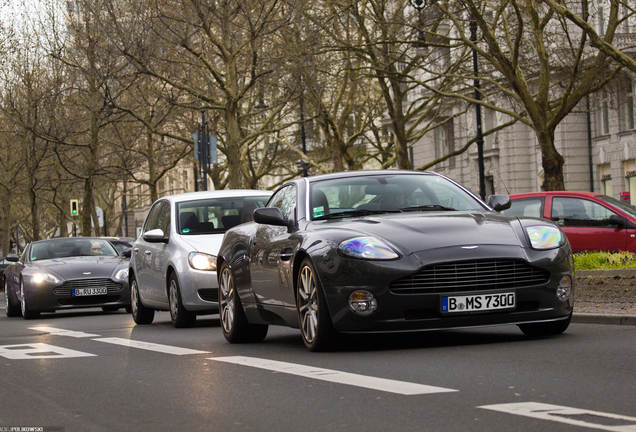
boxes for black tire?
[124,305,132,314]
[219,263,268,343]
[102,306,120,312]
[130,274,155,324]
[169,273,196,328]
[20,279,39,320]
[296,258,338,352]
[5,278,21,317]
[518,312,572,337]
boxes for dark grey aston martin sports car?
[217,170,575,351]
[4,237,131,319]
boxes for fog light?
[557,275,572,302]
[348,290,378,316]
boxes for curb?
[572,313,636,326]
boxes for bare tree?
[435,0,623,190]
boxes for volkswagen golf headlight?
[188,252,217,271]
[31,273,60,284]
[338,237,399,260]
[526,226,564,250]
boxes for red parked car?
[504,192,636,252]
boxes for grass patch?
[574,251,636,270]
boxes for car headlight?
[338,237,399,260]
[526,226,564,250]
[188,252,217,271]
[114,269,129,281]
[31,273,60,284]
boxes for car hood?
[313,211,525,254]
[178,234,225,255]
[29,256,126,280]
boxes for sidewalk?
[572,269,636,325]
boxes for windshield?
[30,239,118,261]
[177,196,269,235]
[597,195,636,218]
[310,173,485,220]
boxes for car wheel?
[20,279,39,320]
[296,258,338,352]
[131,275,154,324]
[518,312,572,337]
[219,263,268,343]
[5,278,21,317]
[124,305,132,313]
[169,273,196,328]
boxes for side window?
[502,198,543,218]
[268,185,297,220]
[552,197,615,227]
[156,202,171,236]
[143,201,164,233]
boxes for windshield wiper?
[400,204,456,212]
[313,208,401,220]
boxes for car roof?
[302,170,441,184]
[157,189,272,203]
[509,191,604,199]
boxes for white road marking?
[28,326,100,338]
[0,343,96,359]
[479,402,636,431]
[93,337,210,355]
[209,356,458,395]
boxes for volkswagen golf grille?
[390,260,551,294]
[54,279,123,295]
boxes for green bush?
[574,251,636,270]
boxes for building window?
[602,174,613,196]
[435,119,455,168]
[619,79,635,131]
[596,102,610,136]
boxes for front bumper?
[25,280,131,312]
[318,244,574,333]
[177,268,219,313]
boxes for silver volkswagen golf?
[129,190,272,327]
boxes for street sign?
[192,133,199,160]
[209,135,217,164]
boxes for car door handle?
[133,248,139,252]
[144,250,151,255]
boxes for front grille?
[390,260,551,294]
[54,279,123,296]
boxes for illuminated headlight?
[114,269,129,281]
[31,273,60,284]
[526,226,564,250]
[557,275,572,302]
[188,252,217,271]
[338,237,399,260]
[348,290,378,315]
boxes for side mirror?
[487,195,512,212]
[121,247,132,258]
[143,229,168,243]
[608,214,626,228]
[253,207,292,227]
[6,254,19,262]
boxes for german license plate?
[441,292,515,313]
[73,287,108,296]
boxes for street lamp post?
[410,0,486,200]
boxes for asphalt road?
[0,306,635,432]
